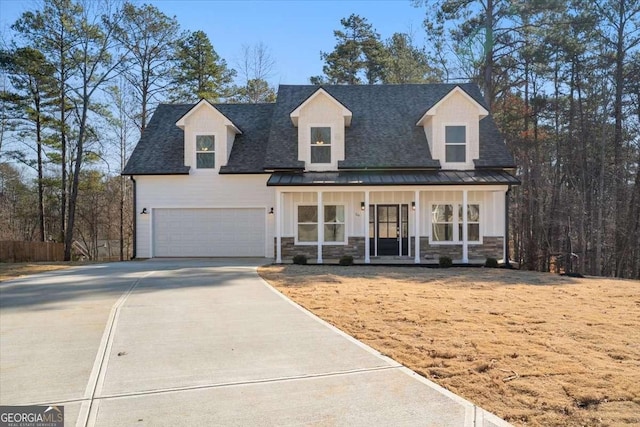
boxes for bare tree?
[232,42,277,103]
[115,2,180,131]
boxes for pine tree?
[171,30,235,103]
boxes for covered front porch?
[268,171,518,265]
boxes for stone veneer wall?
[277,237,365,261]
[417,236,503,260]
[277,237,317,260]
[277,236,503,262]
[468,236,504,259]
[323,237,364,259]
[419,237,463,260]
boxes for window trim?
[295,204,318,245]
[294,203,347,245]
[323,204,346,244]
[429,202,482,245]
[430,203,455,243]
[459,203,480,244]
[308,124,333,166]
[442,123,467,165]
[194,132,216,170]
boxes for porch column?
[364,190,370,263]
[317,191,323,264]
[504,186,511,267]
[276,190,282,263]
[462,189,469,263]
[414,190,421,264]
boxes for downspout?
[130,176,137,260]
[505,186,511,268]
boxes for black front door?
[377,205,398,255]
[375,205,409,256]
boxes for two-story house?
[122,83,519,263]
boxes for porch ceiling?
[267,170,520,187]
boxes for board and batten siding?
[297,93,346,171]
[279,187,506,240]
[423,90,482,170]
[136,174,275,258]
[419,190,505,237]
[182,103,236,170]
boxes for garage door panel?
[153,208,265,257]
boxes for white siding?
[297,94,346,171]
[424,90,482,170]
[418,189,505,238]
[282,192,365,238]
[182,104,236,171]
[135,174,275,258]
[278,189,504,241]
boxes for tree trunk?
[483,0,494,109]
[613,1,626,277]
[35,93,45,242]
[59,52,67,246]
[64,93,89,261]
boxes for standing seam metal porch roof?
[267,170,520,186]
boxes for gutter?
[130,176,137,260]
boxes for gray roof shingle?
[122,104,192,175]
[122,103,274,175]
[476,116,515,168]
[217,103,274,173]
[263,83,513,170]
[123,83,515,175]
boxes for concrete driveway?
[0,259,509,426]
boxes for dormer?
[290,88,352,171]
[417,86,488,170]
[176,99,242,173]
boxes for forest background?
[0,0,638,279]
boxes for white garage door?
[153,208,265,257]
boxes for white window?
[445,125,466,163]
[323,205,345,242]
[297,206,318,242]
[310,127,331,164]
[459,204,480,242]
[196,135,215,169]
[297,205,345,243]
[432,204,454,242]
[431,203,480,243]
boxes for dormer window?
[196,135,215,168]
[310,127,331,164]
[445,125,466,163]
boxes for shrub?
[439,256,453,268]
[292,254,307,265]
[485,257,499,268]
[339,255,354,266]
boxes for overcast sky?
[0,0,429,85]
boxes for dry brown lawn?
[0,262,77,282]
[259,265,640,427]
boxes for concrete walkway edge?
[258,274,512,427]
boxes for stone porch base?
[276,236,504,263]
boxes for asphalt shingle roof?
[217,103,274,173]
[122,83,516,176]
[122,104,192,175]
[476,116,516,168]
